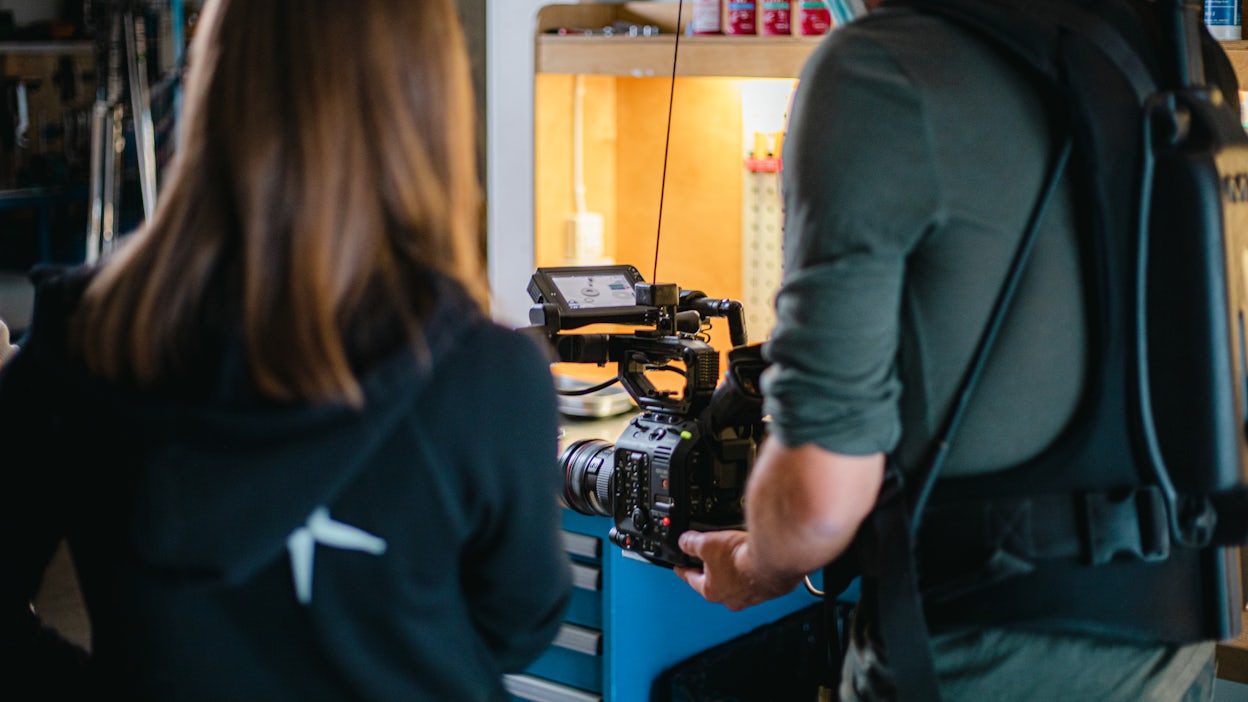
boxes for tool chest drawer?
[512,511,607,700]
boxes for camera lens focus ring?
[559,438,615,517]
[596,464,613,509]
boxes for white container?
[692,0,722,34]
[1205,0,1241,41]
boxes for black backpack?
[827,0,1248,698]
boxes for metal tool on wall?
[84,0,183,264]
[125,10,157,223]
[0,79,29,186]
[86,6,125,263]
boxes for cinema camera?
[528,265,767,568]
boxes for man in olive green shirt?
[676,1,1216,699]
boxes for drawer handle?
[503,673,601,702]
[570,562,601,592]
[552,622,602,656]
[562,531,601,560]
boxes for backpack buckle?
[1081,487,1171,565]
[1175,494,1217,549]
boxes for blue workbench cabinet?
[505,509,819,702]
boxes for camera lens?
[559,438,615,517]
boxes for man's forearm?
[744,439,885,578]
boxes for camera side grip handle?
[679,291,749,347]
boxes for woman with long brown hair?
[0,1,570,698]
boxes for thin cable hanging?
[652,0,686,283]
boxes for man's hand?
[675,440,884,610]
[674,530,803,611]
[0,319,16,368]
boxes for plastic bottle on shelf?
[725,1,757,35]
[691,0,722,35]
[795,1,833,35]
[761,1,792,35]
[1205,0,1241,40]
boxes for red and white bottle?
[724,1,757,35]
[760,1,792,35]
[795,1,832,35]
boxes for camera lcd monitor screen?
[552,273,638,310]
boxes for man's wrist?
[737,539,805,600]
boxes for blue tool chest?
[505,510,818,702]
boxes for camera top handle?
[526,265,752,416]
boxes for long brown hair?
[74,0,484,406]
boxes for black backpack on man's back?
[830,1,1248,698]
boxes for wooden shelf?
[1216,607,1248,683]
[537,6,1248,81]
[0,41,92,55]
[538,34,823,78]
[536,2,826,78]
[1220,41,1248,85]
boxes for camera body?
[528,265,766,568]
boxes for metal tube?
[85,100,106,263]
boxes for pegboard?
[741,169,784,341]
